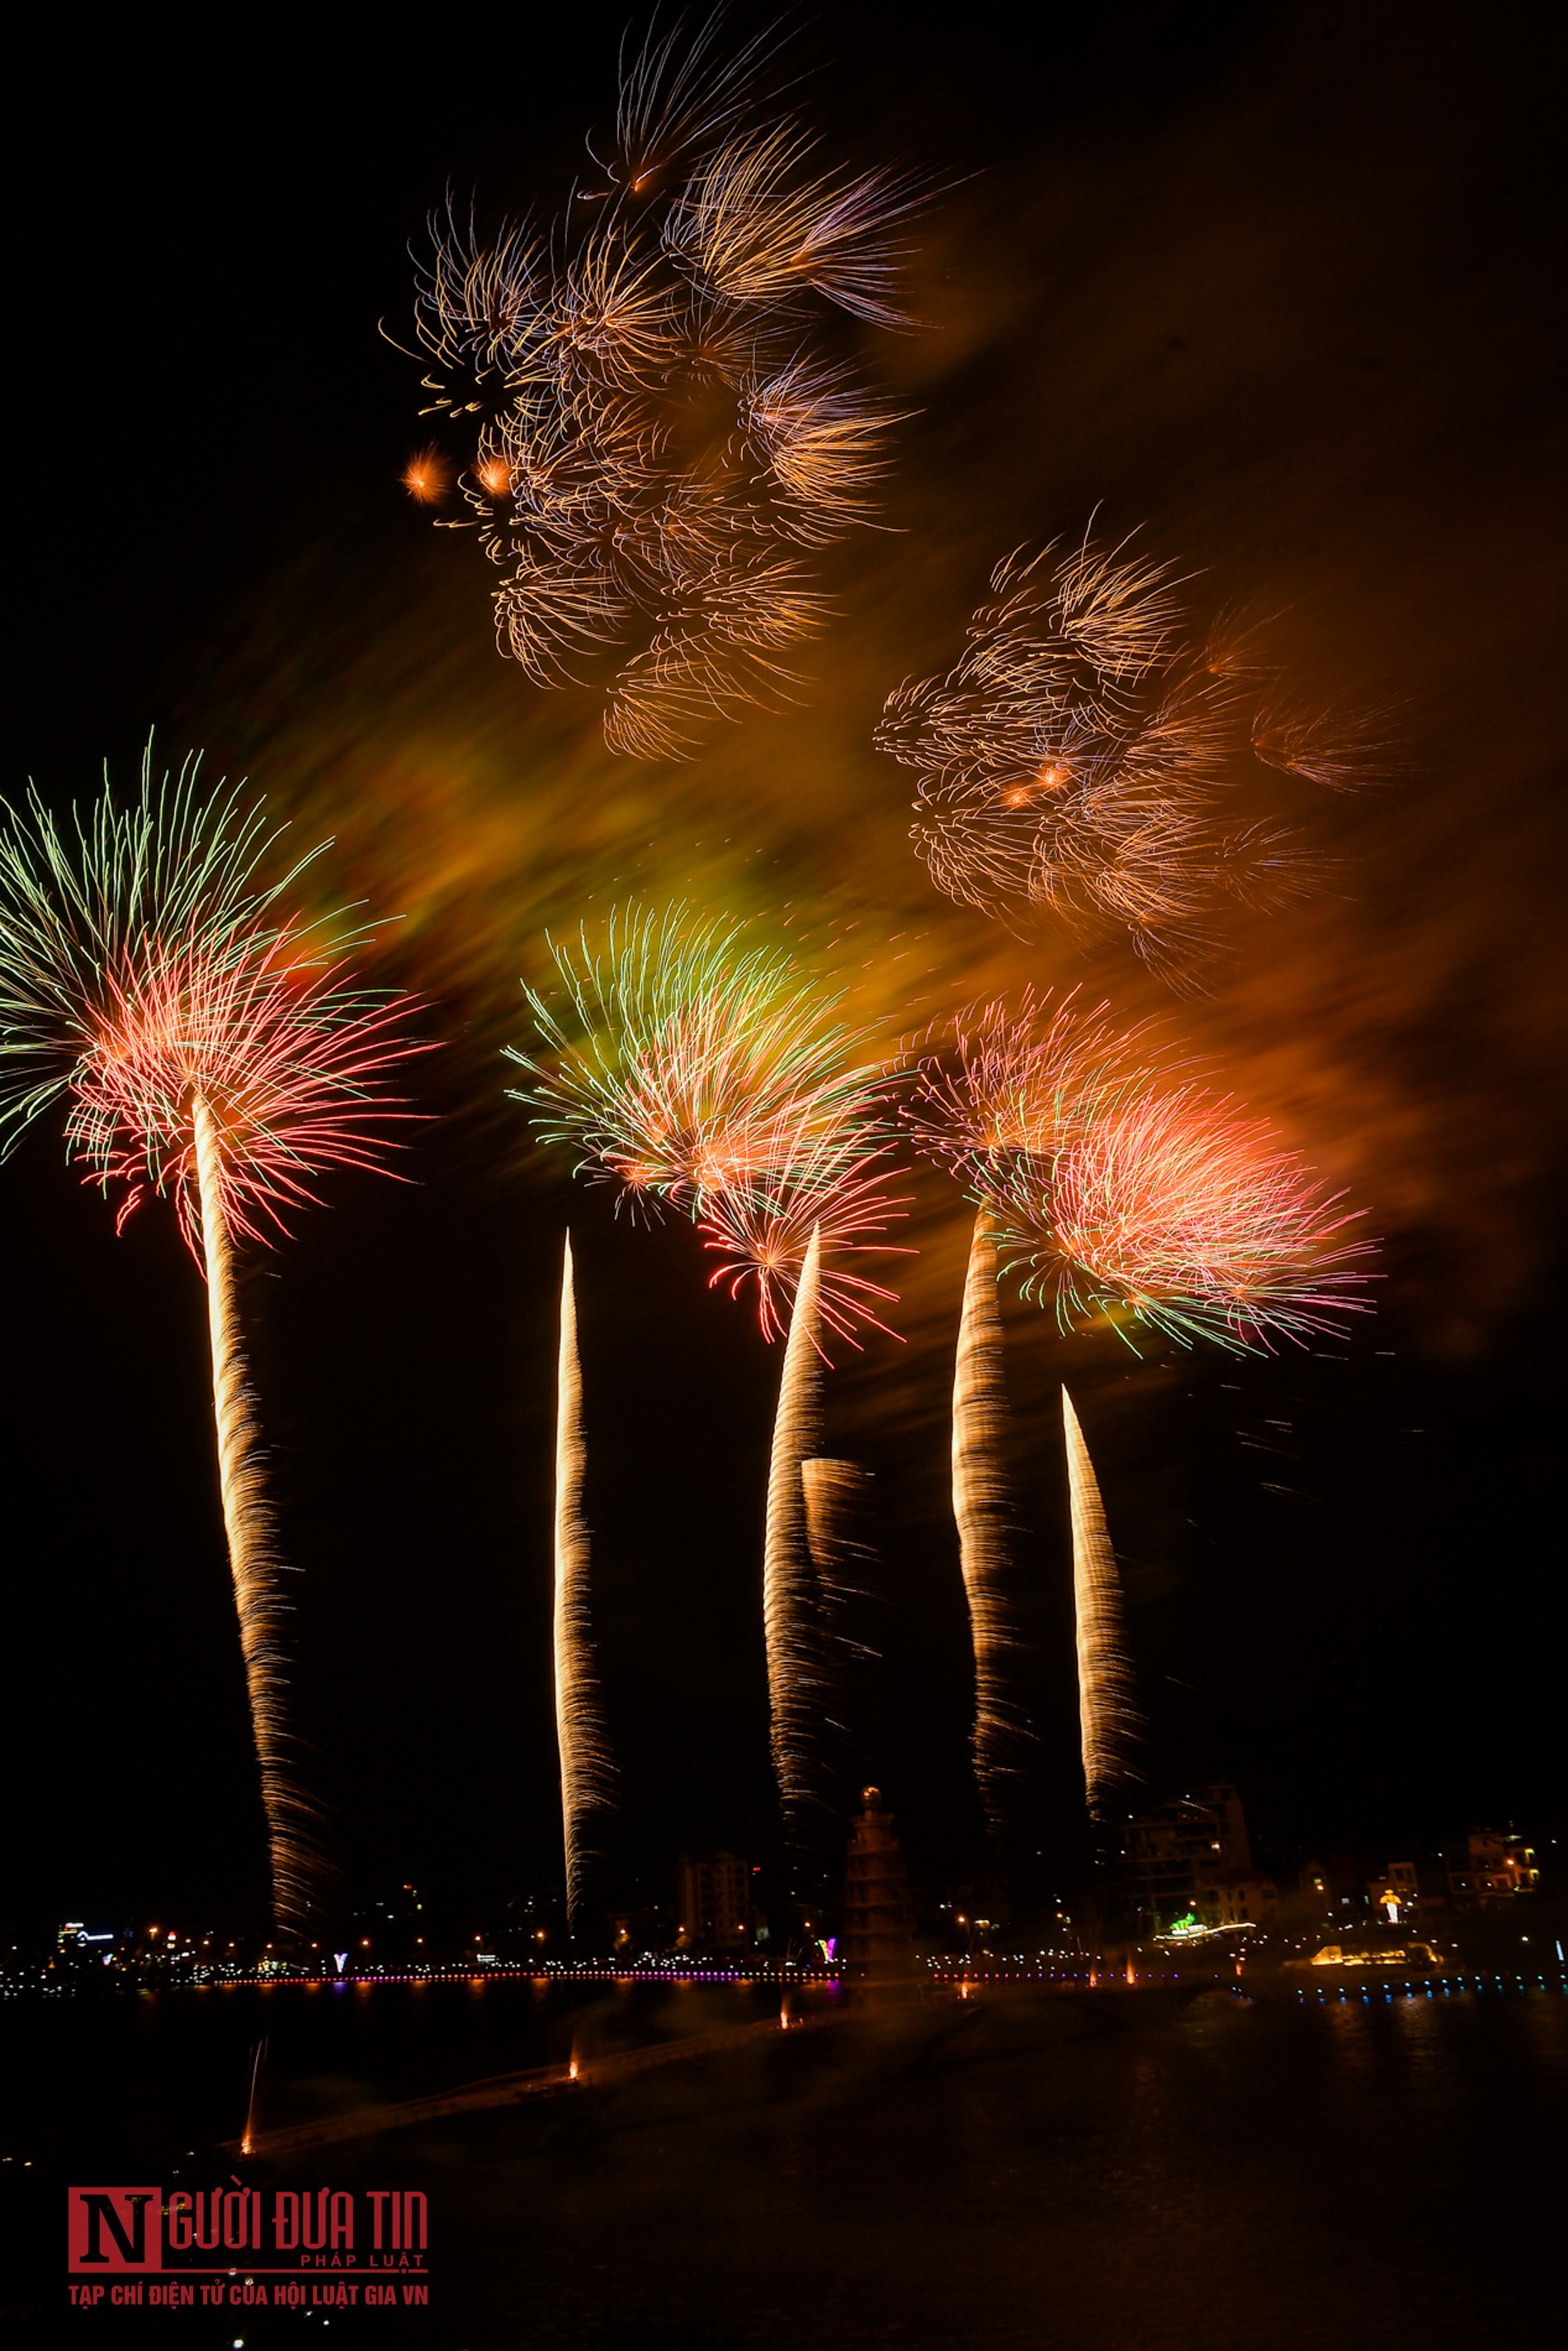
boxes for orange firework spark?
[553,1234,615,1928]
[762,1224,827,1829]
[1062,1386,1145,1817]
[401,445,452,503]
[949,1209,1026,1838]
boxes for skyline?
[2,3,1561,1933]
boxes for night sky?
[4,2,1561,1934]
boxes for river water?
[4,1975,1563,2349]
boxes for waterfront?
[5,1974,1563,2348]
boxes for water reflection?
[2,1982,1561,2348]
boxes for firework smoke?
[553,1234,614,1928]
[763,1223,825,1831]
[0,751,422,1928]
[878,527,1369,969]
[409,21,925,757]
[950,1211,1022,1837]
[1061,1386,1144,1819]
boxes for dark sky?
[3,2,1562,1933]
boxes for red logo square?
[68,2188,162,2272]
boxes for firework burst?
[877,527,1366,967]
[512,905,910,1840]
[409,20,924,757]
[64,928,423,1253]
[903,986,1140,1172]
[906,990,1371,1355]
[697,1120,910,1344]
[905,989,1369,1829]
[508,900,907,1343]
[0,750,423,1930]
[991,1078,1373,1354]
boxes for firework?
[1061,1387,1144,1818]
[990,1077,1373,1353]
[553,1235,614,1928]
[801,1456,876,1624]
[763,1224,826,1830]
[950,1212,1023,1835]
[64,928,423,1253]
[508,900,906,1342]
[800,1455,879,1765]
[698,1120,909,1343]
[877,528,1359,965]
[0,752,422,1929]
[907,989,1369,1840]
[409,21,923,756]
[512,907,907,1844]
[903,987,1138,1174]
[510,904,868,1200]
[190,1091,319,1926]
[906,990,1371,1354]
[0,749,316,1127]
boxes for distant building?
[675,1853,753,1951]
[1367,1860,1424,1924]
[1448,1828,1540,1910]
[1117,1783,1276,1930]
[1195,1869,1279,1930]
[54,1922,120,1969]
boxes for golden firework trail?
[191,1093,324,1928]
[801,1456,879,1717]
[553,1233,614,1928]
[952,1211,1020,1836]
[1061,1386,1144,1820]
[763,1223,825,1830]
[801,1456,872,1607]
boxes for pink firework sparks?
[64,925,425,1253]
[903,987,1146,1171]
[994,1079,1375,1353]
[697,1121,913,1347]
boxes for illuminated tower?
[839,1786,915,1989]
